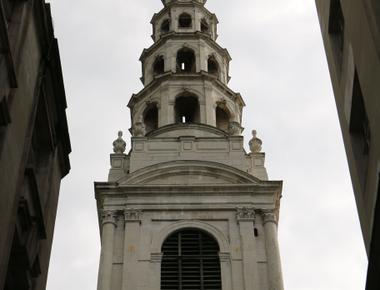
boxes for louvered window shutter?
[161,229,222,290]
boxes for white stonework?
[95,1,284,290]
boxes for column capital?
[236,206,256,223]
[124,208,143,222]
[101,210,118,226]
[261,210,278,225]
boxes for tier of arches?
[159,13,211,36]
[140,94,234,135]
[152,48,221,79]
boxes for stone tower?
[94,1,284,290]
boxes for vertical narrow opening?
[328,0,345,68]
[215,106,230,132]
[254,228,259,237]
[208,56,219,78]
[153,56,165,76]
[201,18,209,33]
[178,13,192,28]
[349,70,370,191]
[175,95,200,124]
[143,103,159,134]
[161,19,170,34]
[176,48,196,73]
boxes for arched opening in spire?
[161,19,170,34]
[208,56,219,78]
[143,103,159,134]
[175,94,200,123]
[215,105,230,132]
[161,229,221,290]
[178,12,192,28]
[176,48,196,73]
[153,56,165,76]
[201,18,209,33]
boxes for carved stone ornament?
[262,211,277,225]
[228,121,243,136]
[236,207,256,222]
[133,122,146,137]
[113,131,127,154]
[249,130,262,153]
[101,210,118,226]
[124,208,142,221]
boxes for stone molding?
[150,253,163,263]
[236,206,256,222]
[101,210,118,226]
[219,252,231,263]
[124,208,143,222]
[151,220,229,253]
[261,210,278,225]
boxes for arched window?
[175,95,200,123]
[178,13,192,28]
[208,56,219,77]
[176,48,196,73]
[144,103,159,134]
[216,106,230,132]
[201,18,209,33]
[161,19,170,34]
[161,229,222,290]
[153,56,165,75]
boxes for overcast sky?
[46,0,368,289]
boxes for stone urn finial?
[249,130,262,153]
[113,131,126,154]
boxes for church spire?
[95,2,284,290]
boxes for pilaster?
[262,210,284,290]
[97,210,118,290]
[236,207,260,290]
[122,208,142,290]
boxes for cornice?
[153,1,216,25]
[146,123,229,137]
[139,32,230,62]
[94,180,283,195]
[128,72,244,108]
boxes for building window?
[0,95,11,126]
[161,229,222,290]
[174,94,200,123]
[161,19,170,34]
[201,18,209,33]
[328,0,345,65]
[143,103,159,134]
[153,56,165,76]
[349,70,370,189]
[178,13,192,28]
[207,56,219,78]
[215,106,230,132]
[176,48,196,73]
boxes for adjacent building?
[315,1,380,289]
[0,1,71,290]
[95,1,284,290]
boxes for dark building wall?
[315,1,380,289]
[0,1,71,290]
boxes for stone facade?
[315,1,380,289]
[95,1,283,290]
[0,1,71,290]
